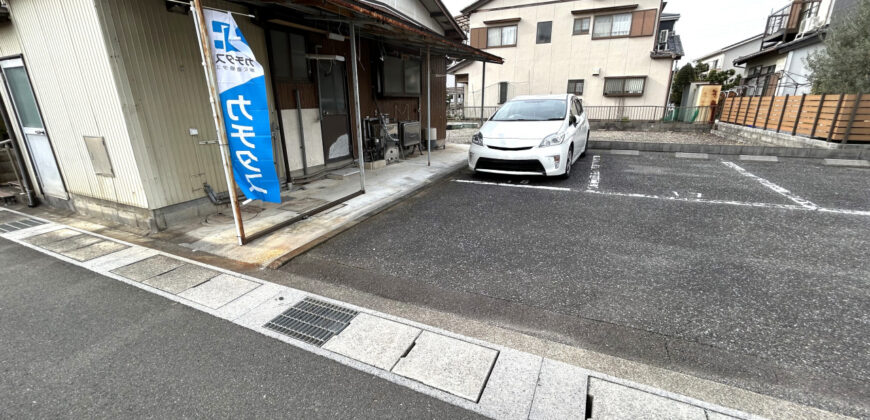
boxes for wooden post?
[826,94,844,142]
[810,93,825,138]
[791,94,805,136]
[752,96,762,127]
[763,96,774,130]
[742,97,752,126]
[776,95,789,133]
[191,0,246,245]
[841,93,862,145]
[724,97,734,122]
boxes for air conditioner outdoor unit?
[798,15,824,36]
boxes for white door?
[1,58,66,199]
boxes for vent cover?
[264,297,359,346]
[0,218,45,233]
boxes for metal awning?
[230,0,504,64]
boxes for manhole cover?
[264,297,358,346]
[0,217,44,233]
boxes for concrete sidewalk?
[152,144,469,268]
[0,207,849,420]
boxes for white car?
[468,94,589,178]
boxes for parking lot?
[283,151,870,417]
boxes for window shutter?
[470,27,486,49]
[642,10,657,36]
[630,10,658,37]
[630,12,644,37]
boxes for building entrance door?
[0,58,66,199]
[316,59,352,162]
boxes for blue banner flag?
[205,10,280,203]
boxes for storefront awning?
[231,0,504,64]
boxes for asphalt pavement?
[284,151,870,418]
[0,238,482,419]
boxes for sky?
[441,0,786,63]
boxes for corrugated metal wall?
[0,21,21,56]
[95,0,283,210]
[6,0,149,208]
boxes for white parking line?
[721,161,819,209]
[587,155,601,191]
[586,190,870,216]
[453,179,573,192]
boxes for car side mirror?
[569,115,577,126]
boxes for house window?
[567,79,584,95]
[536,21,552,44]
[498,82,508,104]
[593,13,632,38]
[573,17,590,35]
[658,29,669,44]
[744,65,777,96]
[603,77,645,96]
[383,56,421,97]
[270,30,309,82]
[487,25,517,47]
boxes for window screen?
[404,59,421,94]
[382,56,421,97]
[567,79,584,95]
[573,18,590,35]
[536,21,552,44]
[593,13,632,38]
[269,30,308,82]
[383,56,404,96]
[603,77,645,96]
[486,25,517,47]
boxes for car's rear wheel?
[561,147,573,179]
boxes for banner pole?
[349,23,366,192]
[190,0,246,245]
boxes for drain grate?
[264,297,359,346]
[0,218,45,233]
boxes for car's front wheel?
[560,147,573,179]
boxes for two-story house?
[696,34,764,77]
[733,0,858,96]
[448,0,683,109]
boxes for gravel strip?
[447,127,747,146]
[590,130,748,145]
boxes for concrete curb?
[588,140,869,159]
[265,158,467,269]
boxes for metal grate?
[0,218,45,233]
[264,297,359,347]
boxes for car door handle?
[34,129,46,135]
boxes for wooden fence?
[719,94,870,143]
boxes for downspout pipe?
[0,96,37,207]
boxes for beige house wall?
[462,0,674,108]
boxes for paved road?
[285,152,870,418]
[0,238,482,419]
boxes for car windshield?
[490,99,566,121]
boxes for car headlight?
[539,132,565,147]
[471,132,483,146]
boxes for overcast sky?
[441,0,786,63]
